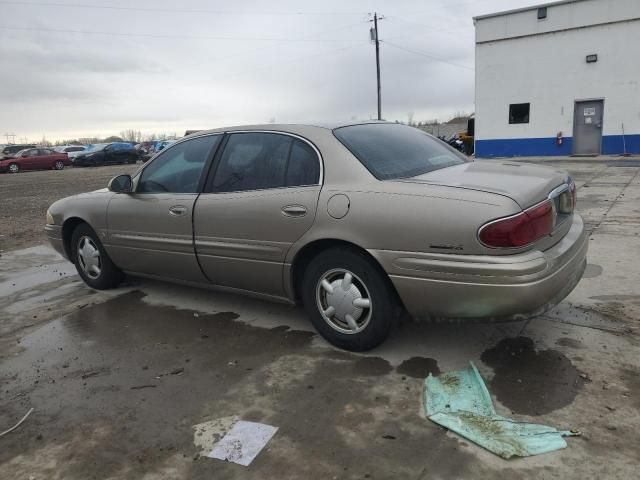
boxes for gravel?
[0,164,140,251]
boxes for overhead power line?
[386,15,473,34]
[0,25,364,42]
[383,40,474,71]
[0,1,367,16]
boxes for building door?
[573,100,603,155]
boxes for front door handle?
[169,205,188,216]
[281,205,307,217]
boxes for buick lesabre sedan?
[45,122,588,351]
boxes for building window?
[509,103,530,124]
[537,7,547,19]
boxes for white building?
[473,0,640,157]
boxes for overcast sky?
[0,0,542,142]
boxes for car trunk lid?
[396,160,570,208]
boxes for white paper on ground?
[206,420,278,466]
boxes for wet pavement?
[1,158,639,479]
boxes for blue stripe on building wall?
[476,134,640,158]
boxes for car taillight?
[478,200,554,248]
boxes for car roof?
[194,120,391,136]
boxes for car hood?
[396,160,569,208]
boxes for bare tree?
[120,129,142,143]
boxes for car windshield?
[86,144,108,151]
[333,123,467,180]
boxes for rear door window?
[211,133,320,193]
[212,133,291,192]
[286,140,321,186]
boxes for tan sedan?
[46,122,588,351]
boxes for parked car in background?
[54,145,87,160]
[45,122,588,351]
[73,142,138,167]
[0,144,37,159]
[0,147,70,173]
[139,140,177,162]
[154,140,176,152]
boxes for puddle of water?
[396,357,441,379]
[0,289,484,479]
[583,264,603,279]
[480,336,588,416]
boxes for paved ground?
[1,158,639,479]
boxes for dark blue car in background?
[73,142,138,167]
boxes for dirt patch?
[352,356,393,376]
[0,164,139,251]
[556,337,585,349]
[481,337,588,416]
[620,367,640,410]
[396,357,440,379]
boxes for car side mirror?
[108,174,133,193]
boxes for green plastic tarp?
[424,362,579,459]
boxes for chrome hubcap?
[77,236,102,279]
[316,268,372,334]
[9,164,18,173]
[56,161,64,169]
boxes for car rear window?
[333,123,467,180]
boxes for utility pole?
[4,132,16,144]
[369,13,383,120]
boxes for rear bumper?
[45,224,68,259]
[370,214,588,321]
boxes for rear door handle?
[281,205,307,217]
[169,205,188,216]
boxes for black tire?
[71,223,123,289]
[8,163,19,173]
[301,247,400,351]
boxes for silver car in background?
[54,145,87,162]
[45,122,587,351]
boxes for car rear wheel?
[8,163,19,173]
[54,160,65,170]
[71,224,123,289]
[301,247,400,351]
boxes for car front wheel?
[71,224,123,289]
[54,160,65,170]
[302,247,400,351]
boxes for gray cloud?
[0,0,540,140]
